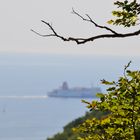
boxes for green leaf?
[107,87,116,91]
[101,79,115,85]
[107,20,114,24]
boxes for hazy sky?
[0,0,140,95]
[0,0,139,56]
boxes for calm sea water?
[0,97,91,140]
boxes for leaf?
[107,20,114,24]
[107,87,116,91]
[101,79,115,85]
[124,61,132,70]
[96,93,105,98]
[81,99,91,105]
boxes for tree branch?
[72,9,119,35]
[31,10,140,44]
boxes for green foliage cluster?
[108,0,140,27]
[47,110,108,140]
[75,62,140,140]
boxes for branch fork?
[31,9,140,44]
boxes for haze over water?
[0,53,140,97]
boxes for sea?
[0,96,92,140]
[0,54,139,140]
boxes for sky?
[0,0,140,95]
[0,0,139,55]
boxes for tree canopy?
[31,0,140,44]
[74,62,140,140]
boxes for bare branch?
[31,10,140,44]
[31,29,55,37]
[31,20,69,41]
[31,24,140,44]
[72,9,119,35]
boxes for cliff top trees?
[74,62,140,140]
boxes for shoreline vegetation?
[47,109,140,140]
[47,110,109,140]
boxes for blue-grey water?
[0,97,91,140]
[0,54,140,140]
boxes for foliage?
[108,0,140,27]
[47,110,109,140]
[75,62,140,140]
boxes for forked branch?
[31,9,140,44]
